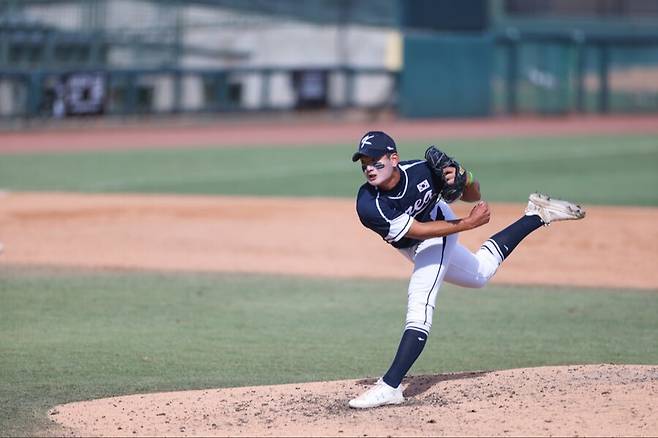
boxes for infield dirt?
[1,192,656,289]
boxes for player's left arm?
[442,167,481,202]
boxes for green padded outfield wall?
[400,33,493,118]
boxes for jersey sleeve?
[357,192,414,243]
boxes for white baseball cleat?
[525,193,586,225]
[348,378,404,409]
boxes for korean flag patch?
[416,179,430,192]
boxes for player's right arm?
[405,201,491,240]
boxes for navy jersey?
[356,160,445,249]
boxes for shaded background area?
[1,0,658,124]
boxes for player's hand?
[465,201,490,229]
[442,166,457,185]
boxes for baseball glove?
[424,146,468,203]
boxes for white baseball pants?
[398,201,502,336]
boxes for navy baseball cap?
[351,131,397,162]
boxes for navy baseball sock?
[382,328,427,388]
[487,214,544,260]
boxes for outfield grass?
[0,134,656,205]
[1,266,657,436]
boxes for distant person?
[348,131,585,409]
[52,81,66,118]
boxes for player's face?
[360,153,398,187]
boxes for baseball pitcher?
[349,131,585,409]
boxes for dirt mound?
[49,364,658,437]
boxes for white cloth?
[397,201,500,335]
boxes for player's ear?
[389,153,400,166]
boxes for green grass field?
[2,266,657,436]
[1,133,657,205]
[1,132,657,436]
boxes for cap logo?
[360,134,375,149]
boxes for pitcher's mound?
[50,364,657,437]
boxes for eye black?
[361,161,385,172]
